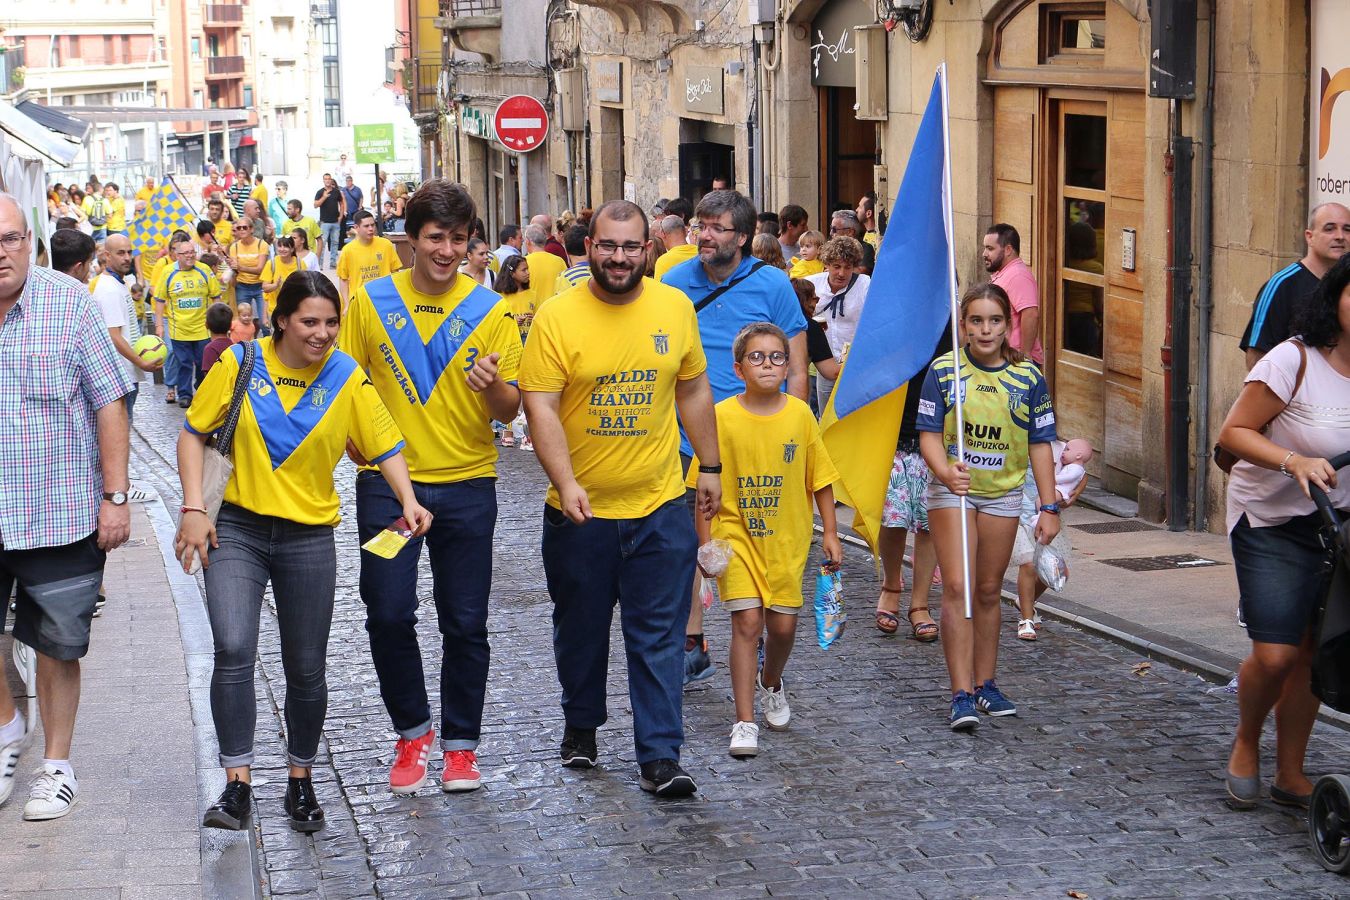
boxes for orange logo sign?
[1319,67,1350,159]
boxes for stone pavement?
[115,389,1350,898]
[0,500,256,900]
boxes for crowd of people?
[0,169,1343,842]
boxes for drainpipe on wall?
[1167,100,1195,533]
[749,35,763,210]
[1191,1,1217,532]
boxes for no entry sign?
[493,95,549,153]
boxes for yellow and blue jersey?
[154,262,221,341]
[915,348,1056,497]
[185,338,404,526]
[339,270,521,483]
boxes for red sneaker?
[389,729,435,795]
[441,750,482,793]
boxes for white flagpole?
[937,62,973,621]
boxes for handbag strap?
[693,260,769,314]
[215,340,256,457]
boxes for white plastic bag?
[696,539,733,577]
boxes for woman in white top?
[289,227,321,274]
[806,235,870,410]
[1218,254,1350,811]
[461,238,495,290]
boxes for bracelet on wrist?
[180,506,209,516]
[698,463,722,474]
[1279,451,1296,479]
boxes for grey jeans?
[203,503,337,768]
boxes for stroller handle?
[1308,451,1350,530]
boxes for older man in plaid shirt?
[0,193,133,822]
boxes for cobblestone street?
[130,394,1350,899]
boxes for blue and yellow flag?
[129,177,197,256]
[821,72,955,552]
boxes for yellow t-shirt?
[789,257,825,279]
[524,251,566,307]
[337,237,403,293]
[135,186,156,206]
[864,231,880,250]
[251,184,269,209]
[339,270,522,483]
[687,396,838,608]
[519,279,707,519]
[228,238,269,285]
[104,197,127,232]
[154,262,221,341]
[185,339,404,526]
[148,255,174,300]
[654,244,698,282]
[261,255,305,314]
[287,216,322,249]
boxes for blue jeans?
[355,472,497,751]
[169,337,209,398]
[541,497,696,764]
[320,222,341,268]
[234,281,263,310]
[203,503,337,768]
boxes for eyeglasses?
[592,241,647,257]
[700,223,737,238]
[0,232,29,253]
[743,350,788,366]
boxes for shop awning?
[15,100,90,143]
[0,102,81,167]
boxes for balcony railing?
[407,59,442,118]
[439,0,501,16]
[204,4,245,26]
[205,55,245,77]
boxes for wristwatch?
[698,463,723,474]
[1038,503,1061,515]
[103,491,128,506]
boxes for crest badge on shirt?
[310,386,329,409]
[783,440,798,464]
[652,331,669,355]
[448,316,467,338]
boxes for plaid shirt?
[0,267,132,550]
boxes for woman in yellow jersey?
[227,217,269,323]
[917,284,1060,731]
[261,235,306,327]
[175,271,432,835]
[498,254,532,342]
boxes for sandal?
[875,588,902,635]
[1017,618,1037,641]
[907,607,939,642]
[500,433,516,447]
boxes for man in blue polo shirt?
[661,189,807,685]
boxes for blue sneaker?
[684,640,714,686]
[949,691,978,731]
[974,679,1017,717]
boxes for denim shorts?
[927,479,1022,517]
[1230,512,1333,646]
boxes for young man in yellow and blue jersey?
[153,235,221,408]
[339,179,522,797]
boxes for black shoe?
[177,396,192,409]
[560,726,598,769]
[284,776,325,833]
[202,780,252,830]
[639,759,697,798]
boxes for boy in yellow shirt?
[690,322,841,760]
[335,210,402,309]
[788,230,826,279]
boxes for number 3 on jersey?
[462,346,479,372]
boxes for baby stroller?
[1306,451,1350,874]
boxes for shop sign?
[1312,0,1350,206]
[593,60,623,104]
[683,65,724,116]
[811,0,873,88]
[462,106,491,140]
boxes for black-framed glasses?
[0,232,29,253]
[592,241,646,257]
[700,222,737,237]
[744,350,788,366]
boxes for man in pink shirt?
[982,223,1043,365]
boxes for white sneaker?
[23,764,78,821]
[0,735,27,807]
[520,436,534,452]
[758,674,791,731]
[729,721,759,758]
[127,485,157,503]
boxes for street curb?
[820,524,1350,732]
[143,495,264,900]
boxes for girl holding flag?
[917,283,1060,731]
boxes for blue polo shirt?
[662,254,807,455]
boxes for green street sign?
[353,123,396,164]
